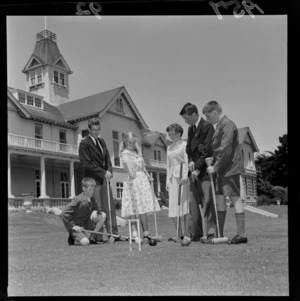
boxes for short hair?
[88,117,101,129]
[179,103,198,116]
[82,177,96,188]
[166,123,184,137]
[202,101,222,114]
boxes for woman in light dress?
[120,132,161,243]
[166,123,190,245]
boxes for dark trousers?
[189,175,216,239]
[94,180,118,235]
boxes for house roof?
[58,87,124,121]
[58,86,149,130]
[142,131,168,148]
[22,30,72,73]
[25,101,76,128]
[7,89,31,118]
[8,88,76,129]
[238,127,259,152]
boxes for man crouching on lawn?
[61,177,106,246]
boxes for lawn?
[7,205,288,296]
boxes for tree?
[255,134,288,205]
[255,134,288,188]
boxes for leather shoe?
[229,235,248,244]
[68,234,75,246]
[90,239,104,245]
[201,234,215,244]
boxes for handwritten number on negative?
[76,2,102,19]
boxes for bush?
[272,186,288,205]
[257,194,274,206]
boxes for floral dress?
[167,140,189,217]
[121,149,161,217]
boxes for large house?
[7,29,168,204]
[7,29,258,207]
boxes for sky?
[7,15,287,154]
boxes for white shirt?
[191,115,202,176]
[89,134,104,153]
[194,115,201,130]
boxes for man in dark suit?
[79,117,119,241]
[180,103,216,245]
[203,101,247,244]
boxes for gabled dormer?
[10,88,45,110]
[22,30,73,107]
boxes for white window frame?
[60,172,69,198]
[27,95,34,106]
[116,182,123,199]
[54,70,59,84]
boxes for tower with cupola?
[22,30,73,106]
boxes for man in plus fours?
[203,101,247,244]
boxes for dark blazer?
[61,192,101,232]
[79,135,113,185]
[186,118,215,180]
[211,115,244,177]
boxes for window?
[116,98,124,113]
[35,98,42,108]
[35,124,43,148]
[116,182,123,199]
[61,172,69,198]
[27,95,34,106]
[59,130,67,151]
[18,93,26,104]
[37,69,42,84]
[35,124,43,139]
[35,170,40,198]
[54,70,59,84]
[113,131,120,166]
[30,72,35,86]
[158,150,161,161]
[249,152,253,168]
[82,129,89,138]
[59,130,67,144]
[60,73,65,86]
[241,149,244,165]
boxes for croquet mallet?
[106,179,115,244]
[207,160,229,244]
[150,173,163,242]
[82,229,130,241]
[175,163,183,243]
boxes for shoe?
[168,237,181,242]
[229,235,248,244]
[201,234,215,244]
[200,236,207,243]
[90,239,104,245]
[68,234,75,246]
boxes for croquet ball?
[149,239,157,246]
[181,240,190,247]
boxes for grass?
[8,205,288,296]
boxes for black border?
[1,0,297,300]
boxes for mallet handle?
[207,159,221,239]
